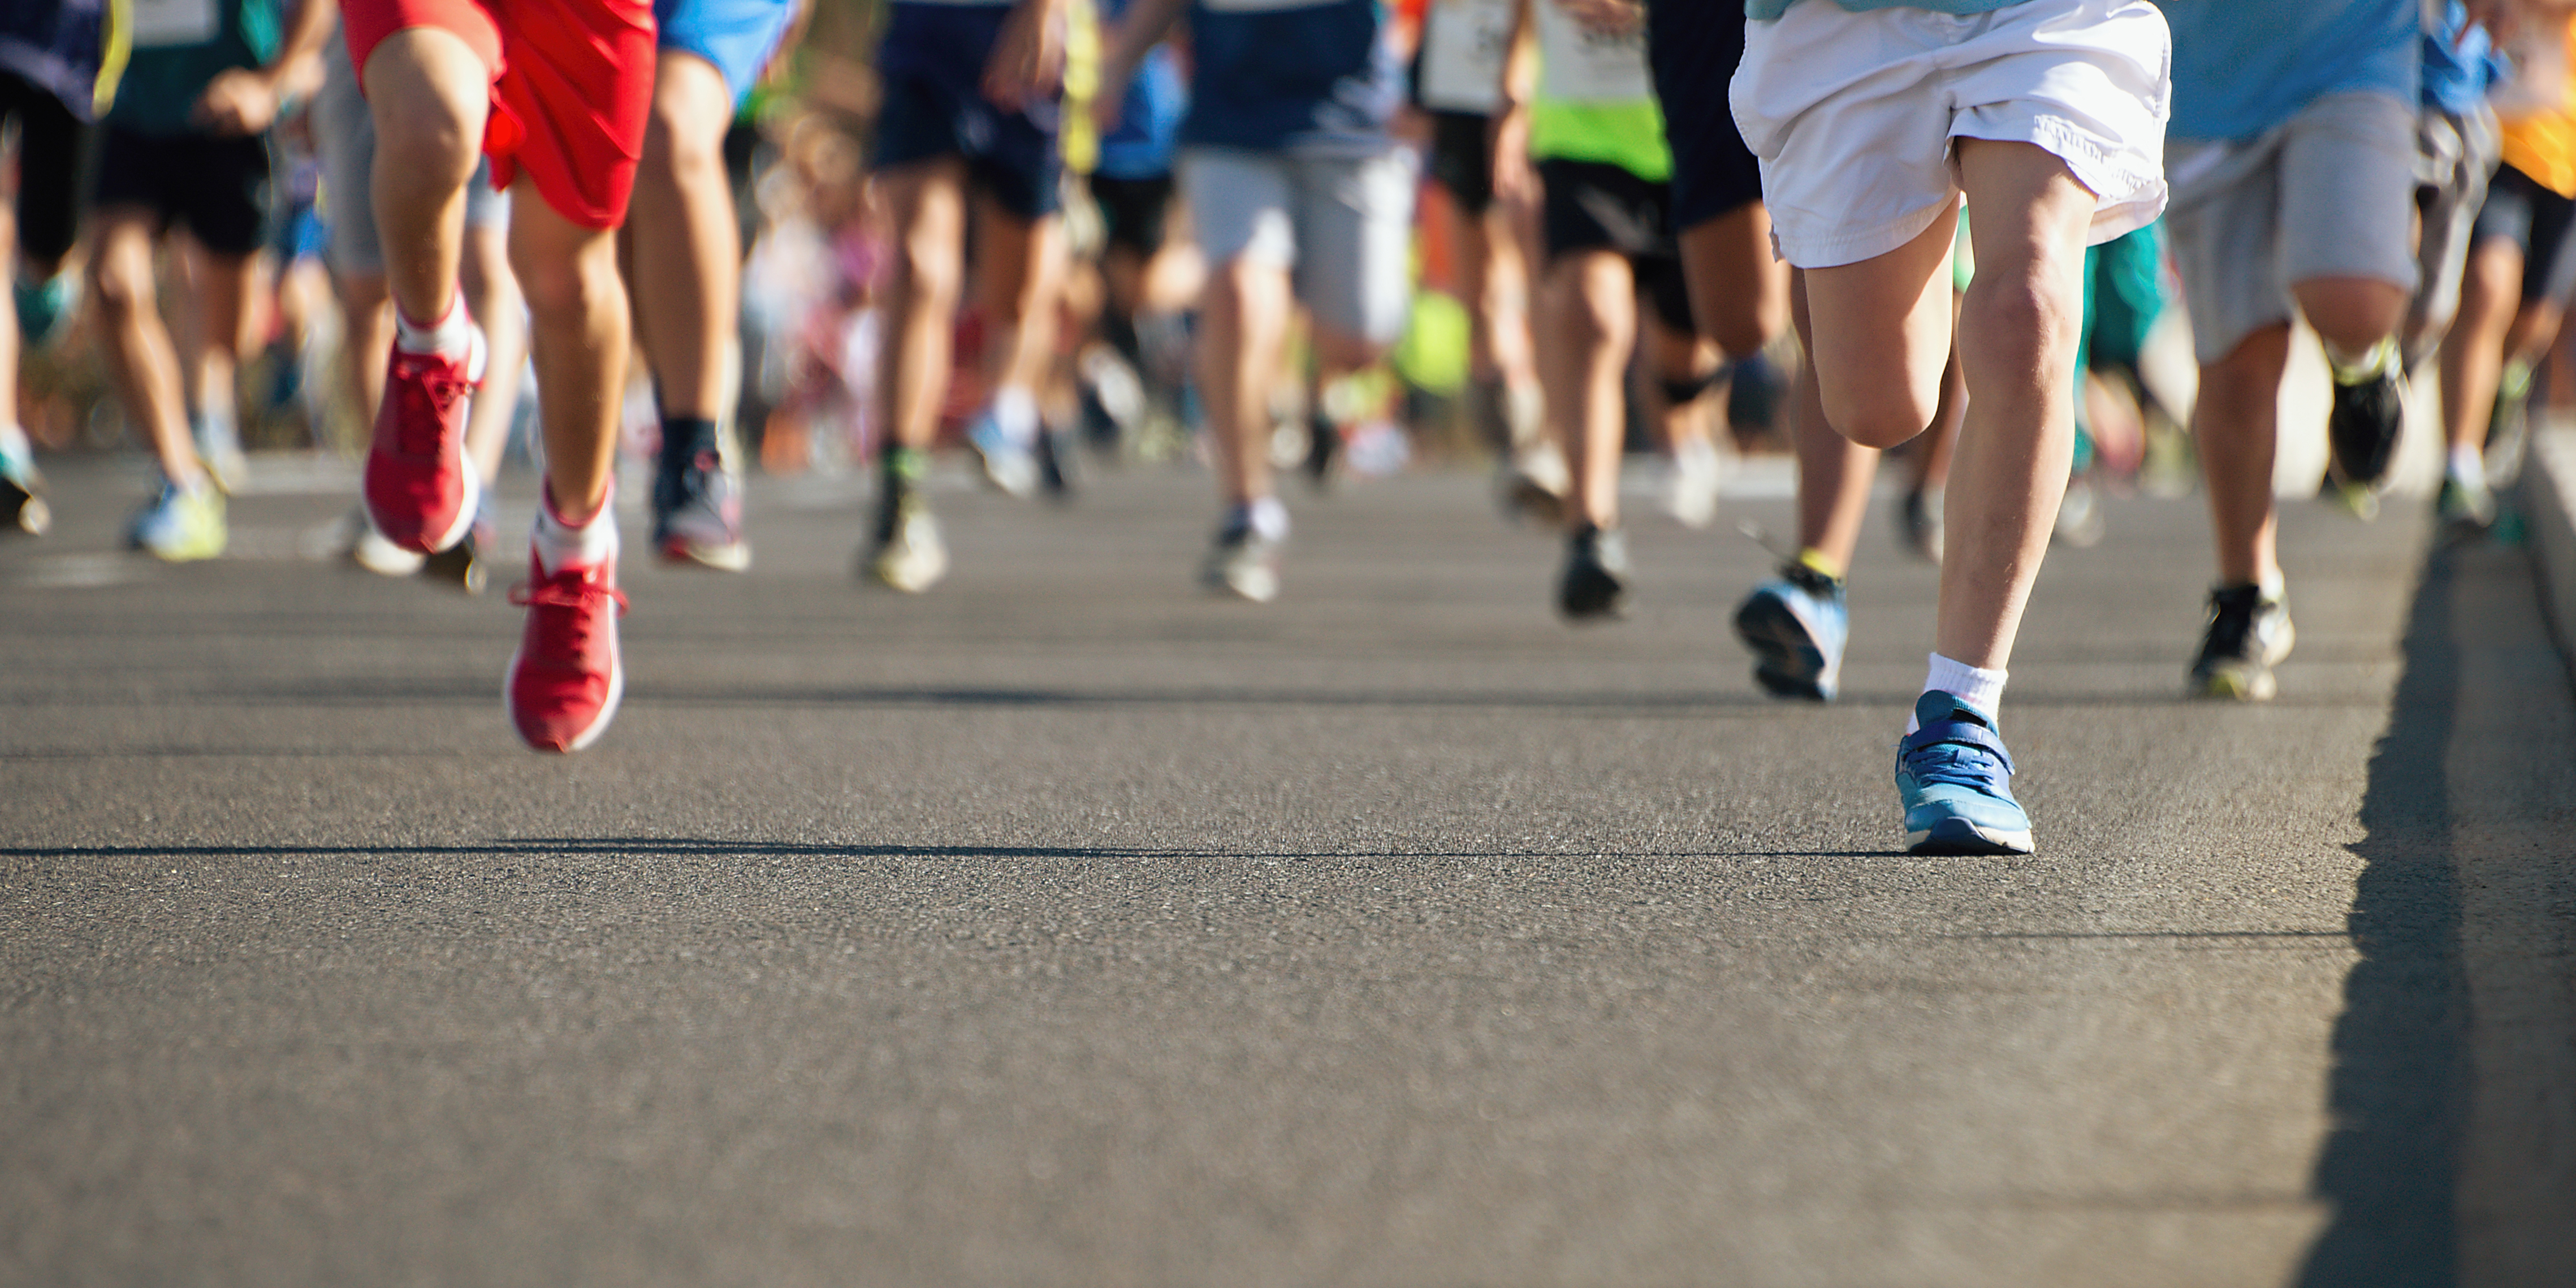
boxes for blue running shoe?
[1895,691,2033,855]
[1734,561,1847,701]
[966,412,1041,500]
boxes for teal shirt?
[109,0,280,136]
[1748,0,2028,19]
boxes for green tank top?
[1527,1,1669,181]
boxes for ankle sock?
[535,480,617,574]
[1228,495,1290,542]
[1913,652,2006,733]
[396,295,473,357]
[1795,547,1845,582]
[988,385,1040,447]
[2448,443,2485,486]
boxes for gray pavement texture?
[3,454,2573,1287]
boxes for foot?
[967,412,1041,500]
[1663,438,1722,530]
[1733,561,1848,701]
[652,432,751,572]
[866,489,949,593]
[2189,584,2295,701]
[1303,410,1339,492]
[2437,474,2496,541]
[2485,361,2534,488]
[2326,352,2404,491]
[344,506,427,577]
[195,417,249,496]
[1202,522,1283,603]
[1900,486,1943,564]
[505,543,627,753]
[1895,691,2034,855]
[1038,427,1078,500]
[364,322,487,554]
[1,434,49,537]
[1499,440,1571,528]
[127,477,226,562]
[1556,525,1630,621]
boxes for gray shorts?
[2167,91,2419,364]
[312,38,509,278]
[1178,146,1416,346]
[2404,101,2501,368]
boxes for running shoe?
[1303,409,1339,492]
[505,544,626,753]
[1039,426,1078,499]
[1895,690,2034,855]
[1733,561,1848,701]
[344,505,427,577]
[1900,486,1943,564]
[127,477,226,561]
[866,490,949,593]
[967,412,1041,500]
[2484,360,2534,489]
[2189,584,2294,701]
[1556,525,1630,620]
[1663,437,1722,530]
[1201,522,1282,603]
[2437,474,2496,541]
[1,430,47,536]
[195,414,249,495]
[2326,355,2404,490]
[364,322,486,553]
[1499,440,1570,527]
[652,432,751,571]
[422,496,499,593]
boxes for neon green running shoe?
[127,479,227,561]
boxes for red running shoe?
[506,547,627,753]
[365,323,486,554]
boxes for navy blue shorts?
[1643,0,1762,230]
[872,2,1062,221]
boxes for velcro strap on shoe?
[1899,720,2015,775]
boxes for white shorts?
[1730,0,2170,269]
[1178,146,1418,346]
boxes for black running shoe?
[2189,584,2295,701]
[2326,360,2404,489]
[1556,526,1630,621]
[1303,409,1338,491]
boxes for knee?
[1819,378,1939,450]
[2295,276,2408,355]
[1699,278,1790,361]
[516,240,617,322]
[375,101,481,192]
[644,95,724,185]
[86,239,154,317]
[1551,258,1635,351]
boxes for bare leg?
[335,269,394,427]
[628,50,739,424]
[2194,326,2291,589]
[2440,238,2518,457]
[1676,201,1791,360]
[459,219,527,483]
[875,159,969,453]
[970,192,1065,401]
[1541,249,1639,531]
[508,184,629,520]
[1788,273,1878,570]
[1199,258,1294,505]
[179,236,262,441]
[361,28,490,329]
[87,212,205,487]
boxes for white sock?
[534,481,619,575]
[396,294,473,357]
[988,384,1040,446]
[194,405,239,448]
[2448,443,2486,486]
[0,421,29,467]
[1912,652,2007,732]
[1233,495,1290,542]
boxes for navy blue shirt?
[1181,0,1403,155]
[0,0,110,121]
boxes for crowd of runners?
[3,0,2573,853]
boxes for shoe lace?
[1899,717,2015,788]
[509,568,628,659]
[387,350,474,456]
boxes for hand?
[1488,105,1535,206]
[982,0,1065,114]
[1553,0,1643,37]
[194,68,284,136]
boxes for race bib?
[130,0,221,48]
[1537,2,1651,105]
[1417,0,1512,114]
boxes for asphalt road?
[4,452,2571,1286]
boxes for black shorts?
[1538,158,1695,335]
[1092,172,1174,256]
[0,70,88,265]
[89,126,270,257]
[2474,162,2576,309]
[1424,109,1493,215]
[1643,0,1763,230]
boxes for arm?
[196,0,336,136]
[1489,0,1538,206]
[983,0,1074,113]
[1093,0,1190,131]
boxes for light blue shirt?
[1747,0,2026,20]
[2159,0,2418,141]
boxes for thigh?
[1800,198,1957,425]
[2166,137,2286,364]
[2279,91,2419,293]
[1180,148,1294,270]
[1290,149,1416,348]
[311,42,383,276]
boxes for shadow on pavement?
[2295,552,2467,1288]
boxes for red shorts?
[342,0,655,230]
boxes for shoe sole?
[503,645,625,754]
[1734,594,1834,701]
[659,535,753,572]
[868,549,949,593]
[421,542,489,594]
[1204,567,1279,603]
[1908,817,2035,856]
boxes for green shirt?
[109,0,279,136]
[1527,1,1669,181]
